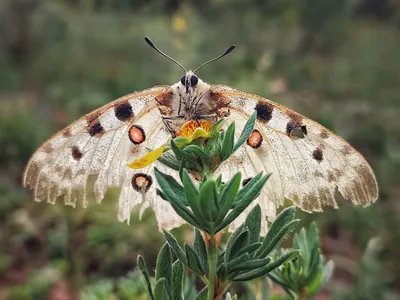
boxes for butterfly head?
[180,71,202,94]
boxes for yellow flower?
[176,120,213,142]
[127,145,165,169]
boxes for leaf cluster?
[139,205,300,299]
[268,223,334,298]
[155,168,269,234]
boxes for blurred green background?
[1,0,400,299]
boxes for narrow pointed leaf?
[216,175,269,232]
[256,206,297,258]
[245,204,262,245]
[172,260,184,300]
[221,122,235,160]
[233,250,299,281]
[193,287,208,300]
[156,243,173,294]
[256,219,299,258]
[232,111,256,153]
[199,180,219,222]
[182,170,204,220]
[193,229,208,273]
[226,253,250,272]
[233,172,263,205]
[185,244,205,275]
[158,150,181,171]
[137,256,155,300]
[154,278,171,300]
[236,242,262,258]
[184,145,211,165]
[227,229,249,261]
[163,229,188,266]
[216,173,241,224]
[230,257,271,273]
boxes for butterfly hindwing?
[212,85,379,215]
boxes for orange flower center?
[176,120,213,140]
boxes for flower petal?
[127,145,166,169]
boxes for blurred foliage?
[1,0,400,298]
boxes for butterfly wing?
[212,85,378,223]
[23,86,185,229]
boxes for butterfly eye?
[180,75,186,85]
[190,75,198,87]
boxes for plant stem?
[207,234,217,300]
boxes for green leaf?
[216,175,269,232]
[182,170,204,220]
[154,167,185,204]
[230,257,271,273]
[255,206,297,258]
[232,111,256,153]
[199,180,219,222]
[185,244,205,275]
[233,250,299,281]
[226,253,250,272]
[224,225,244,265]
[184,145,211,165]
[303,248,321,286]
[236,242,262,258]
[215,173,241,224]
[172,260,184,300]
[158,150,181,171]
[320,260,334,289]
[245,204,262,245]
[193,287,208,300]
[171,139,196,162]
[256,219,299,259]
[193,229,208,273]
[156,243,173,295]
[137,256,155,300]
[233,173,263,205]
[308,260,334,297]
[154,278,171,300]
[162,229,188,266]
[227,229,249,261]
[220,122,235,160]
[170,200,207,231]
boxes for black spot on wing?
[114,101,134,121]
[255,101,274,123]
[242,177,253,186]
[313,147,323,162]
[132,173,153,192]
[72,146,83,160]
[88,121,105,136]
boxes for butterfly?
[23,37,378,232]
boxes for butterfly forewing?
[23,86,172,212]
[212,85,378,213]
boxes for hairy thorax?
[155,78,231,136]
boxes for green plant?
[133,114,331,299]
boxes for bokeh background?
[1,0,400,299]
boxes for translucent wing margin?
[23,86,185,228]
[212,85,378,216]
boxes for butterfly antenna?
[193,44,236,73]
[144,37,187,72]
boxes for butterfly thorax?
[155,71,230,136]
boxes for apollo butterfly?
[23,38,378,232]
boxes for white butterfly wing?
[23,86,185,229]
[212,85,378,221]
